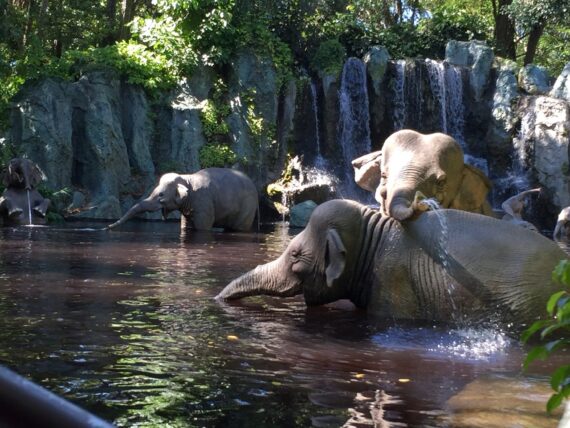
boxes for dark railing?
[0,365,113,427]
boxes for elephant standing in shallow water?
[0,158,50,225]
[217,199,567,327]
[352,130,493,221]
[107,168,259,232]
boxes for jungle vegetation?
[1,0,570,128]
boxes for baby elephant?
[554,206,570,243]
[107,168,259,232]
[0,158,50,225]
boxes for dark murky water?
[0,222,566,427]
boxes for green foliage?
[201,100,230,140]
[199,144,237,168]
[522,259,570,413]
[311,39,346,75]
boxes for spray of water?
[26,190,32,226]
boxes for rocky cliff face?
[6,41,570,229]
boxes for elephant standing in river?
[217,199,567,327]
[554,207,570,243]
[0,158,50,225]
[107,168,259,232]
[352,130,493,221]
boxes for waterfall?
[392,60,407,131]
[310,81,326,169]
[426,59,465,146]
[338,57,372,200]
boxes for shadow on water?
[0,221,566,427]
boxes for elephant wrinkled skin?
[107,168,259,232]
[352,130,493,221]
[217,199,567,327]
[0,158,50,225]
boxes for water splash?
[338,57,372,200]
[434,327,511,360]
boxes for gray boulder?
[519,64,551,95]
[289,200,317,228]
[10,78,74,189]
[364,46,390,145]
[445,40,494,101]
[550,62,570,102]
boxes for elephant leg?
[3,198,22,217]
[191,209,215,231]
[33,198,50,217]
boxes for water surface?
[0,222,565,427]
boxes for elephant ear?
[451,164,493,213]
[325,228,346,288]
[30,163,46,187]
[352,151,382,193]
[176,183,189,208]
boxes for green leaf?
[521,319,550,342]
[546,392,564,413]
[547,291,567,315]
[550,365,570,390]
[523,345,548,370]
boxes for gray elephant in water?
[217,199,567,327]
[501,188,541,232]
[352,130,493,221]
[107,168,259,231]
[0,158,50,225]
[554,207,570,243]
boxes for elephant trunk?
[215,259,302,300]
[106,198,160,229]
[388,192,415,222]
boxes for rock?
[71,72,130,201]
[445,40,494,101]
[516,96,570,225]
[69,191,86,210]
[289,200,317,228]
[550,62,570,102]
[120,84,155,185]
[364,46,390,146]
[155,67,214,174]
[10,78,73,190]
[518,64,551,95]
[320,72,341,159]
[273,79,296,183]
[226,49,279,187]
[73,195,122,220]
[485,60,520,174]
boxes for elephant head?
[216,200,365,305]
[2,158,46,190]
[554,206,570,242]
[352,130,492,221]
[107,173,190,229]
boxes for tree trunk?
[492,0,516,60]
[523,23,545,65]
[104,0,117,45]
[119,0,134,40]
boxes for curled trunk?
[388,194,414,222]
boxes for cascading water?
[310,81,326,170]
[26,190,32,225]
[392,60,407,131]
[426,59,489,175]
[338,58,372,200]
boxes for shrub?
[311,39,346,75]
[199,144,237,169]
[522,259,570,412]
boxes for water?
[0,222,565,427]
[338,58,372,200]
[309,81,326,170]
[392,60,407,131]
[26,190,32,225]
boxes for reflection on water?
[0,222,566,427]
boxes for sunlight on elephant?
[352,130,493,222]
[107,168,259,232]
[0,158,50,225]
[217,199,567,328]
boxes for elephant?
[500,188,541,232]
[0,158,50,225]
[107,168,259,232]
[553,206,570,243]
[351,130,493,221]
[216,199,567,327]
